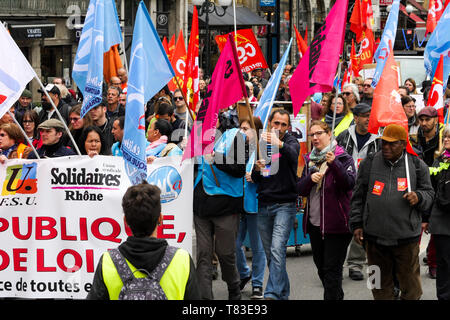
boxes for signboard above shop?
[6,20,55,40]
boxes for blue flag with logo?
[72,0,122,118]
[371,0,400,88]
[254,38,293,128]
[424,4,450,89]
[121,1,175,185]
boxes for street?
[201,232,437,300]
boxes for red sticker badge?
[372,181,385,196]
[397,178,408,191]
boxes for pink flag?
[183,34,247,161]
[289,0,349,116]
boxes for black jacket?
[38,100,71,126]
[86,237,200,300]
[27,139,76,159]
[251,132,300,204]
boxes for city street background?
[192,232,437,300]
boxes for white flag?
[0,22,36,118]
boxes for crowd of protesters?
[1,63,450,302]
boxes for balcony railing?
[0,0,90,16]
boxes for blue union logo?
[147,166,182,203]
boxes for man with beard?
[37,84,71,126]
[417,107,445,167]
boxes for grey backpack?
[108,246,177,300]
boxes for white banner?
[0,155,193,299]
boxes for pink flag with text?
[182,34,246,161]
[289,0,349,116]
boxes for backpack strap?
[149,246,178,282]
[108,248,135,284]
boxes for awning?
[189,5,270,27]
[399,4,426,28]
[5,20,55,40]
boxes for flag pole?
[36,79,82,156]
[330,56,342,149]
[7,111,40,159]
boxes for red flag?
[362,0,374,30]
[427,54,445,122]
[356,28,374,67]
[184,6,199,112]
[167,34,175,62]
[183,33,247,161]
[162,36,169,55]
[215,29,268,73]
[103,44,123,83]
[426,0,444,36]
[368,41,417,155]
[350,0,364,42]
[351,39,361,77]
[168,30,187,92]
[293,24,308,57]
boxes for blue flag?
[72,0,122,118]
[254,38,293,128]
[371,0,400,88]
[121,1,175,185]
[424,5,450,89]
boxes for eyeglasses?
[69,117,80,122]
[363,84,372,88]
[342,92,352,96]
[173,96,183,101]
[307,130,326,138]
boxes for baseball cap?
[352,103,371,116]
[38,119,65,131]
[38,84,60,96]
[417,106,438,118]
[381,124,407,142]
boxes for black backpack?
[436,167,450,211]
[108,246,177,300]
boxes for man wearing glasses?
[360,78,374,106]
[173,89,193,129]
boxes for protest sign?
[0,155,192,298]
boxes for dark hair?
[79,126,110,155]
[114,116,125,130]
[239,116,263,141]
[22,109,40,139]
[154,119,173,138]
[156,102,174,117]
[398,85,410,95]
[401,95,414,106]
[268,109,291,126]
[122,180,161,238]
[322,94,349,117]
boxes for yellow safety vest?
[333,112,354,137]
[102,248,190,300]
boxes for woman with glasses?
[65,104,93,152]
[21,109,42,149]
[428,126,450,300]
[401,95,420,147]
[321,94,354,137]
[0,123,30,162]
[297,120,356,300]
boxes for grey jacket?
[350,151,434,246]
